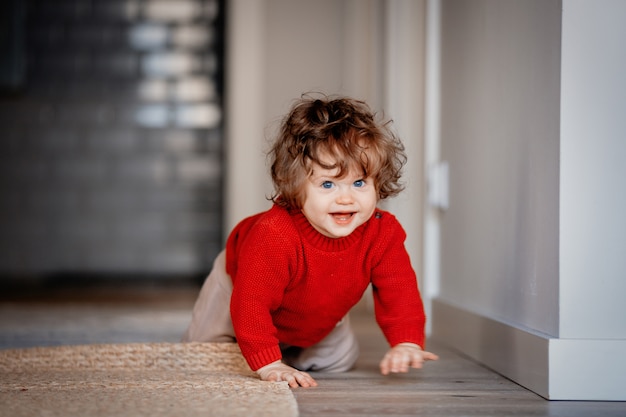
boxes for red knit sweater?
[226,204,426,371]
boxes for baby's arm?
[379,343,438,375]
[256,360,318,388]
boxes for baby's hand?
[379,343,438,375]
[256,360,318,388]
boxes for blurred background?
[0,0,226,283]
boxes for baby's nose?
[336,187,354,203]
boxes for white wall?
[560,0,626,340]
[437,0,562,336]
[225,0,270,236]
[432,0,626,400]
[382,0,427,295]
[554,2,626,399]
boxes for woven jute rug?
[0,342,299,417]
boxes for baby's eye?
[353,179,365,188]
[321,181,334,189]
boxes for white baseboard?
[431,298,626,401]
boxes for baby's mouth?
[331,212,355,223]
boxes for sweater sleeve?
[228,217,296,371]
[370,216,426,349]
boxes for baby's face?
[301,162,377,239]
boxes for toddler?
[183,94,437,387]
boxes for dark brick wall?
[0,0,225,279]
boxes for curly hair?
[268,94,407,210]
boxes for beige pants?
[182,250,359,372]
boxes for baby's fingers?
[379,359,391,375]
[291,370,318,388]
[380,351,408,375]
[274,369,317,388]
[380,345,439,375]
[257,361,317,387]
[408,350,439,370]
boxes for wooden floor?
[295,312,626,416]
[1,282,625,417]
